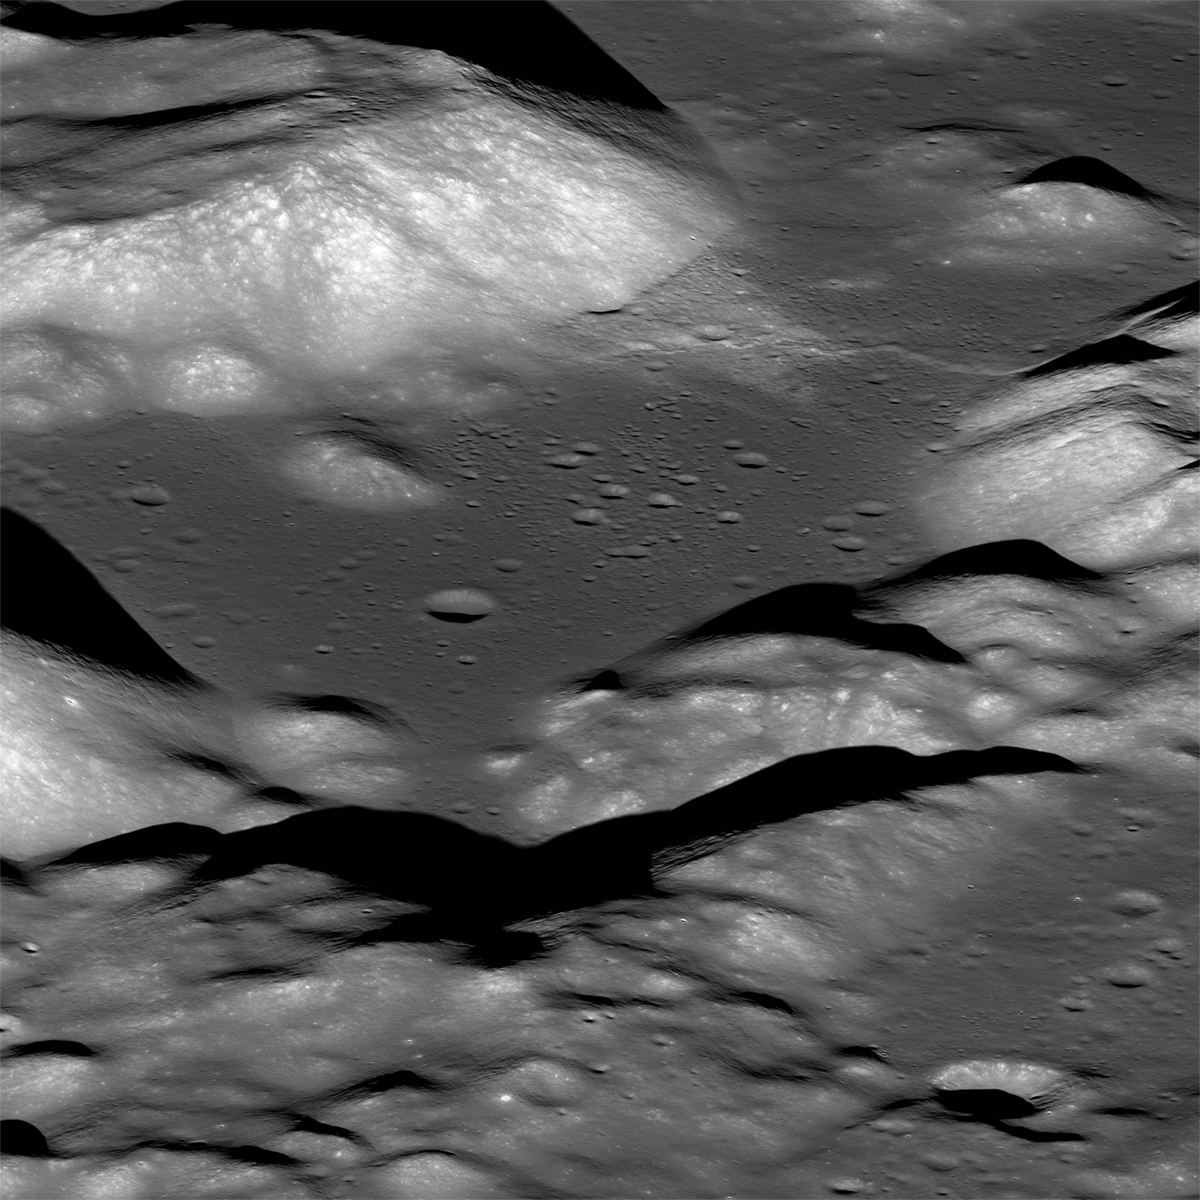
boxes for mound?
[1,24,739,431]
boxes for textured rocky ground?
[1,3,1197,1198]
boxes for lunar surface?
[1,3,1196,1199]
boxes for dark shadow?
[727,991,798,1015]
[0,1120,51,1157]
[0,858,32,887]
[671,582,967,663]
[2,1040,96,1059]
[78,95,297,133]
[341,909,551,966]
[864,540,1106,593]
[580,542,1106,691]
[189,745,1081,939]
[218,1145,299,1167]
[460,929,549,967]
[269,694,392,723]
[907,120,1025,134]
[932,1089,1088,1141]
[936,1088,1038,1119]
[251,785,320,807]
[136,1139,298,1167]
[1112,280,1199,325]
[603,744,1084,888]
[315,428,429,474]
[581,668,623,691]
[428,611,489,625]
[937,1087,1031,1114]
[51,822,223,867]
[291,1115,364,1144]
[0,1,666,110]
[1014,155,1166,202]
[0,508,197,684]
[165,751,242,781]
[901,120,1048,157]
[1024,334,1176,378]
[192,809,524,911]
[349,1068,438,1096]
[837,1045,889,1062]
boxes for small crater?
[930,1059,1072,1125]
[423,588,497,622]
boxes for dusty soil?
[1,2,1197,1198]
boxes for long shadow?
[580,540,1108,692]
[675,583,967,662]
[862,540,1107,595]
[1020,280,1195,378]
[0,1,664,111]
[1111,281,1198,325]
[52,822,224,867]
[1023,335,1176,379]
[1014,155,1170,203]
[6,519,1087,953]
[0,508,197,684]
[578,582,969,692]
[181,744,1080,942]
